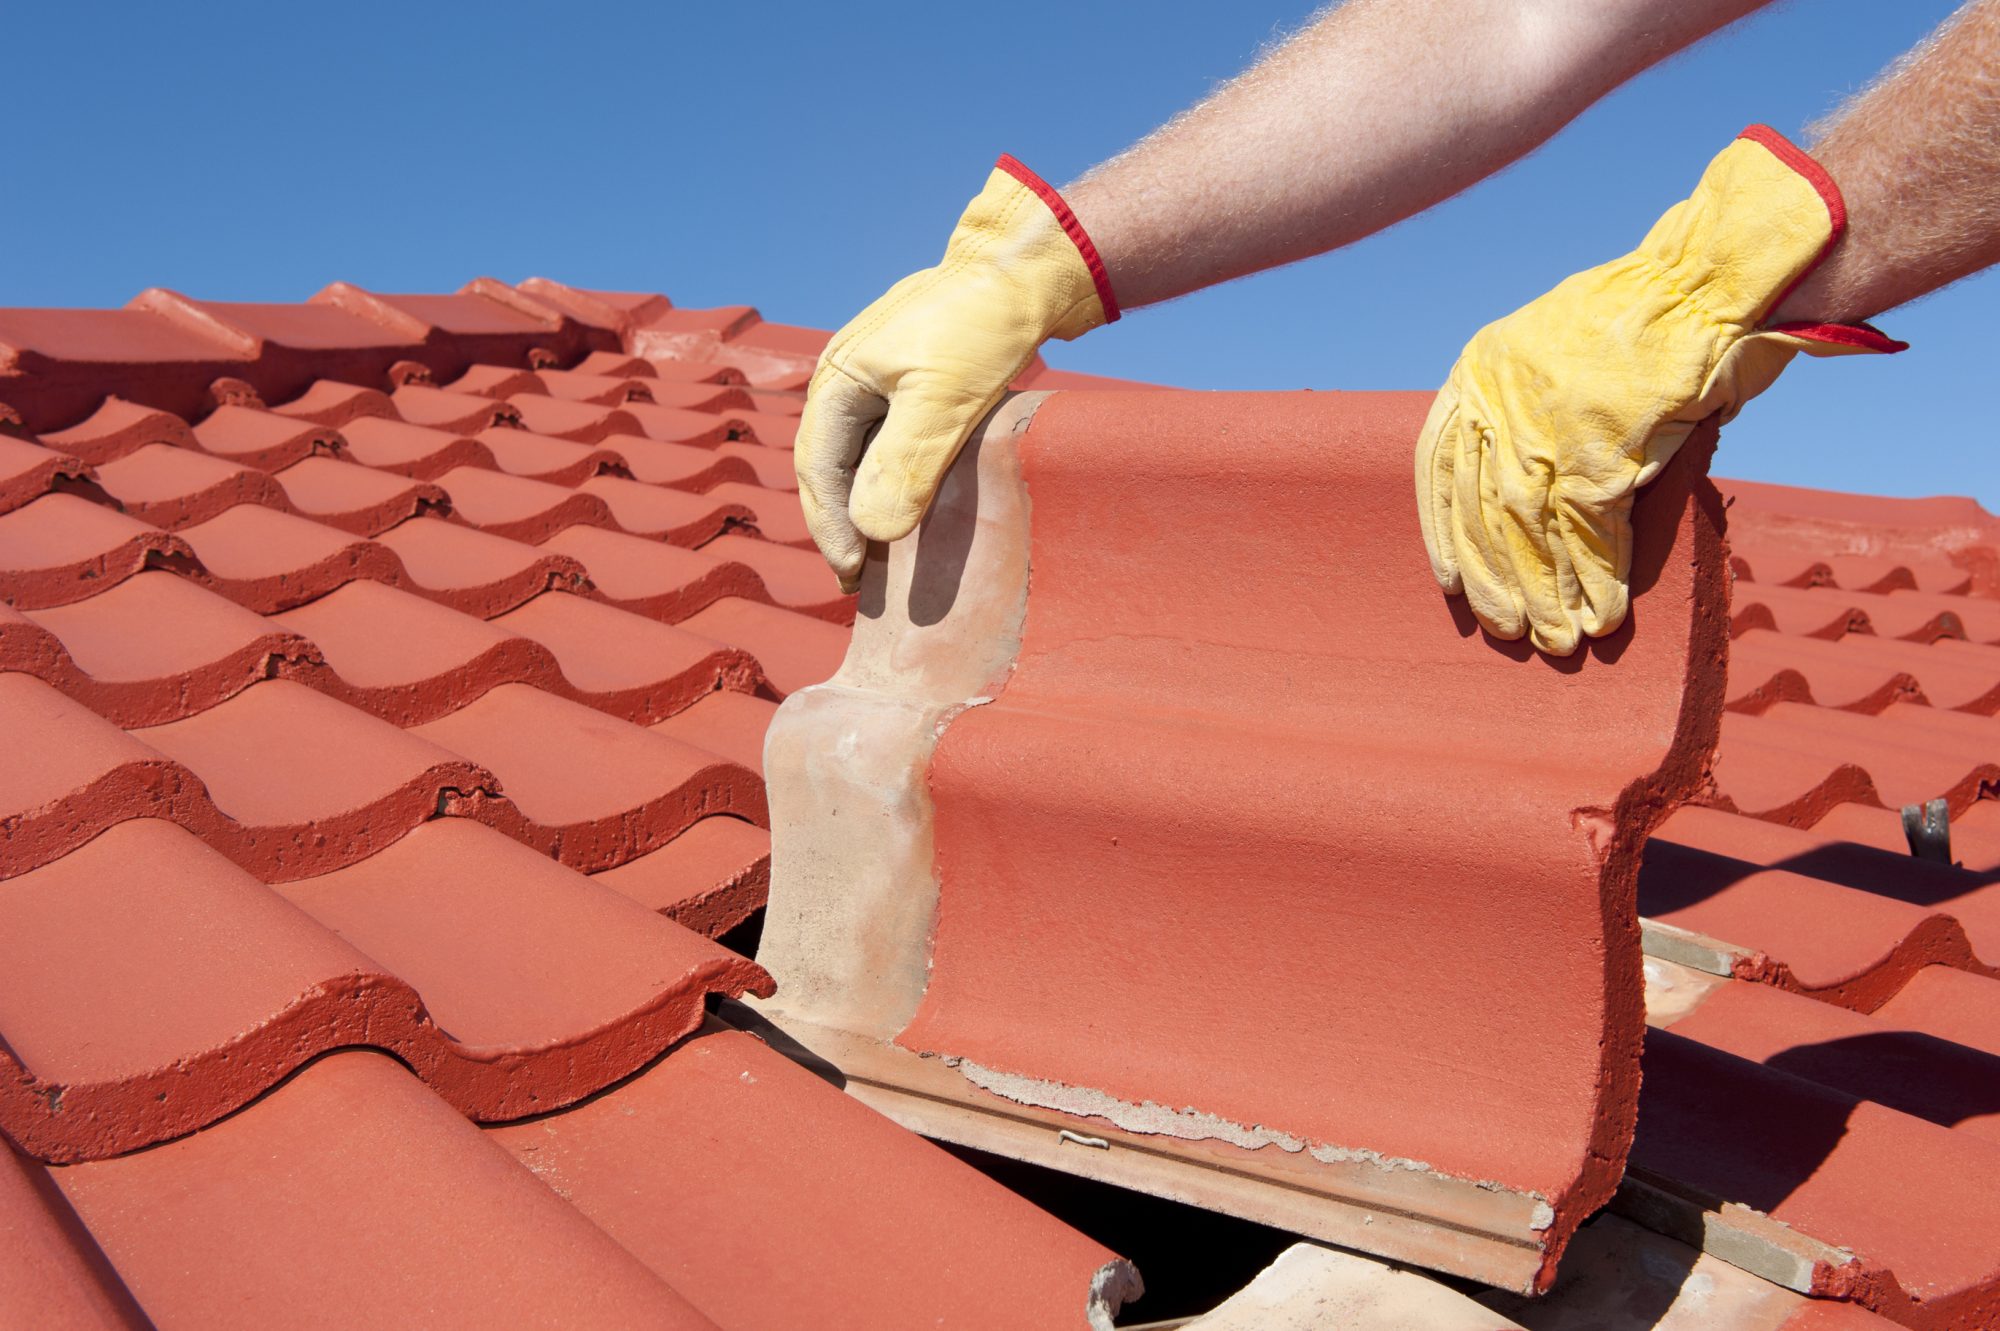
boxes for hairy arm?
[1770,0,2000,324]
[1065,0,1776,309]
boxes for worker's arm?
[1418,0,1997,656]
[1067,0,1772,309]
[795,0,1772,591]
[1771,0,2000,325]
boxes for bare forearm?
[1065,0,1771,309]
[1770,0,2000,326]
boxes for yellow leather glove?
[1416,126,1905,656]
[796,156,1118,590]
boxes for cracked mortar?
[946,1056,1556,1231]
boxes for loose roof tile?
[758,389,1730,1292]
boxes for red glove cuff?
[996,154,1121,324]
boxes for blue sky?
[9,1,1992,505]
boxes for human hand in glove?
[1416,126,1904,657]
[794,157,1118,592]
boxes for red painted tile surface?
[1635,1031,2000,1330]
[412,683,767,869]
[894,389,1730,1281]
[0,494,196,608]
[486,1024,1135,1331]
[53,1052,719,1328]
[0,436,93,516]
[592,816,771,935]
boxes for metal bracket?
[1901,798,1952,865]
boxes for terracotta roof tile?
[91,443,288,529]
[387,382,519,432]
[188,405,342,471]
[0,436,91,516]
[592,816,771,935]
[272,818,770,1053]
[504,393,641,443]
[270,578,563,725]
[542,523,763,621]
[700,479,812,545]
[23,571,316,726]
[412,683,766,869]
[130,678,491,879]
[371,518,588,616]
[431,464,617,542]
[677,595,849,696]
[759,389,1730,1292]
[1633,1030,2000,1331]
[469,425,626,484]
[490,590,762,723]
[337,415,494,477]
[49,1051,718,1327]
[713,439,799,490]
[39,397,196,465]
[0,493,196,608]
[271,454,448,534]
[577,472,752,543]
[175,503,409,612]
[652,690,779,774]
[484,1022,1136,1331]
[613,400,751,446]
[266,378,397,427]
[0,817,761,1161]
[594,432,760,490]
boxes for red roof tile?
[759,388,1730,1293]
